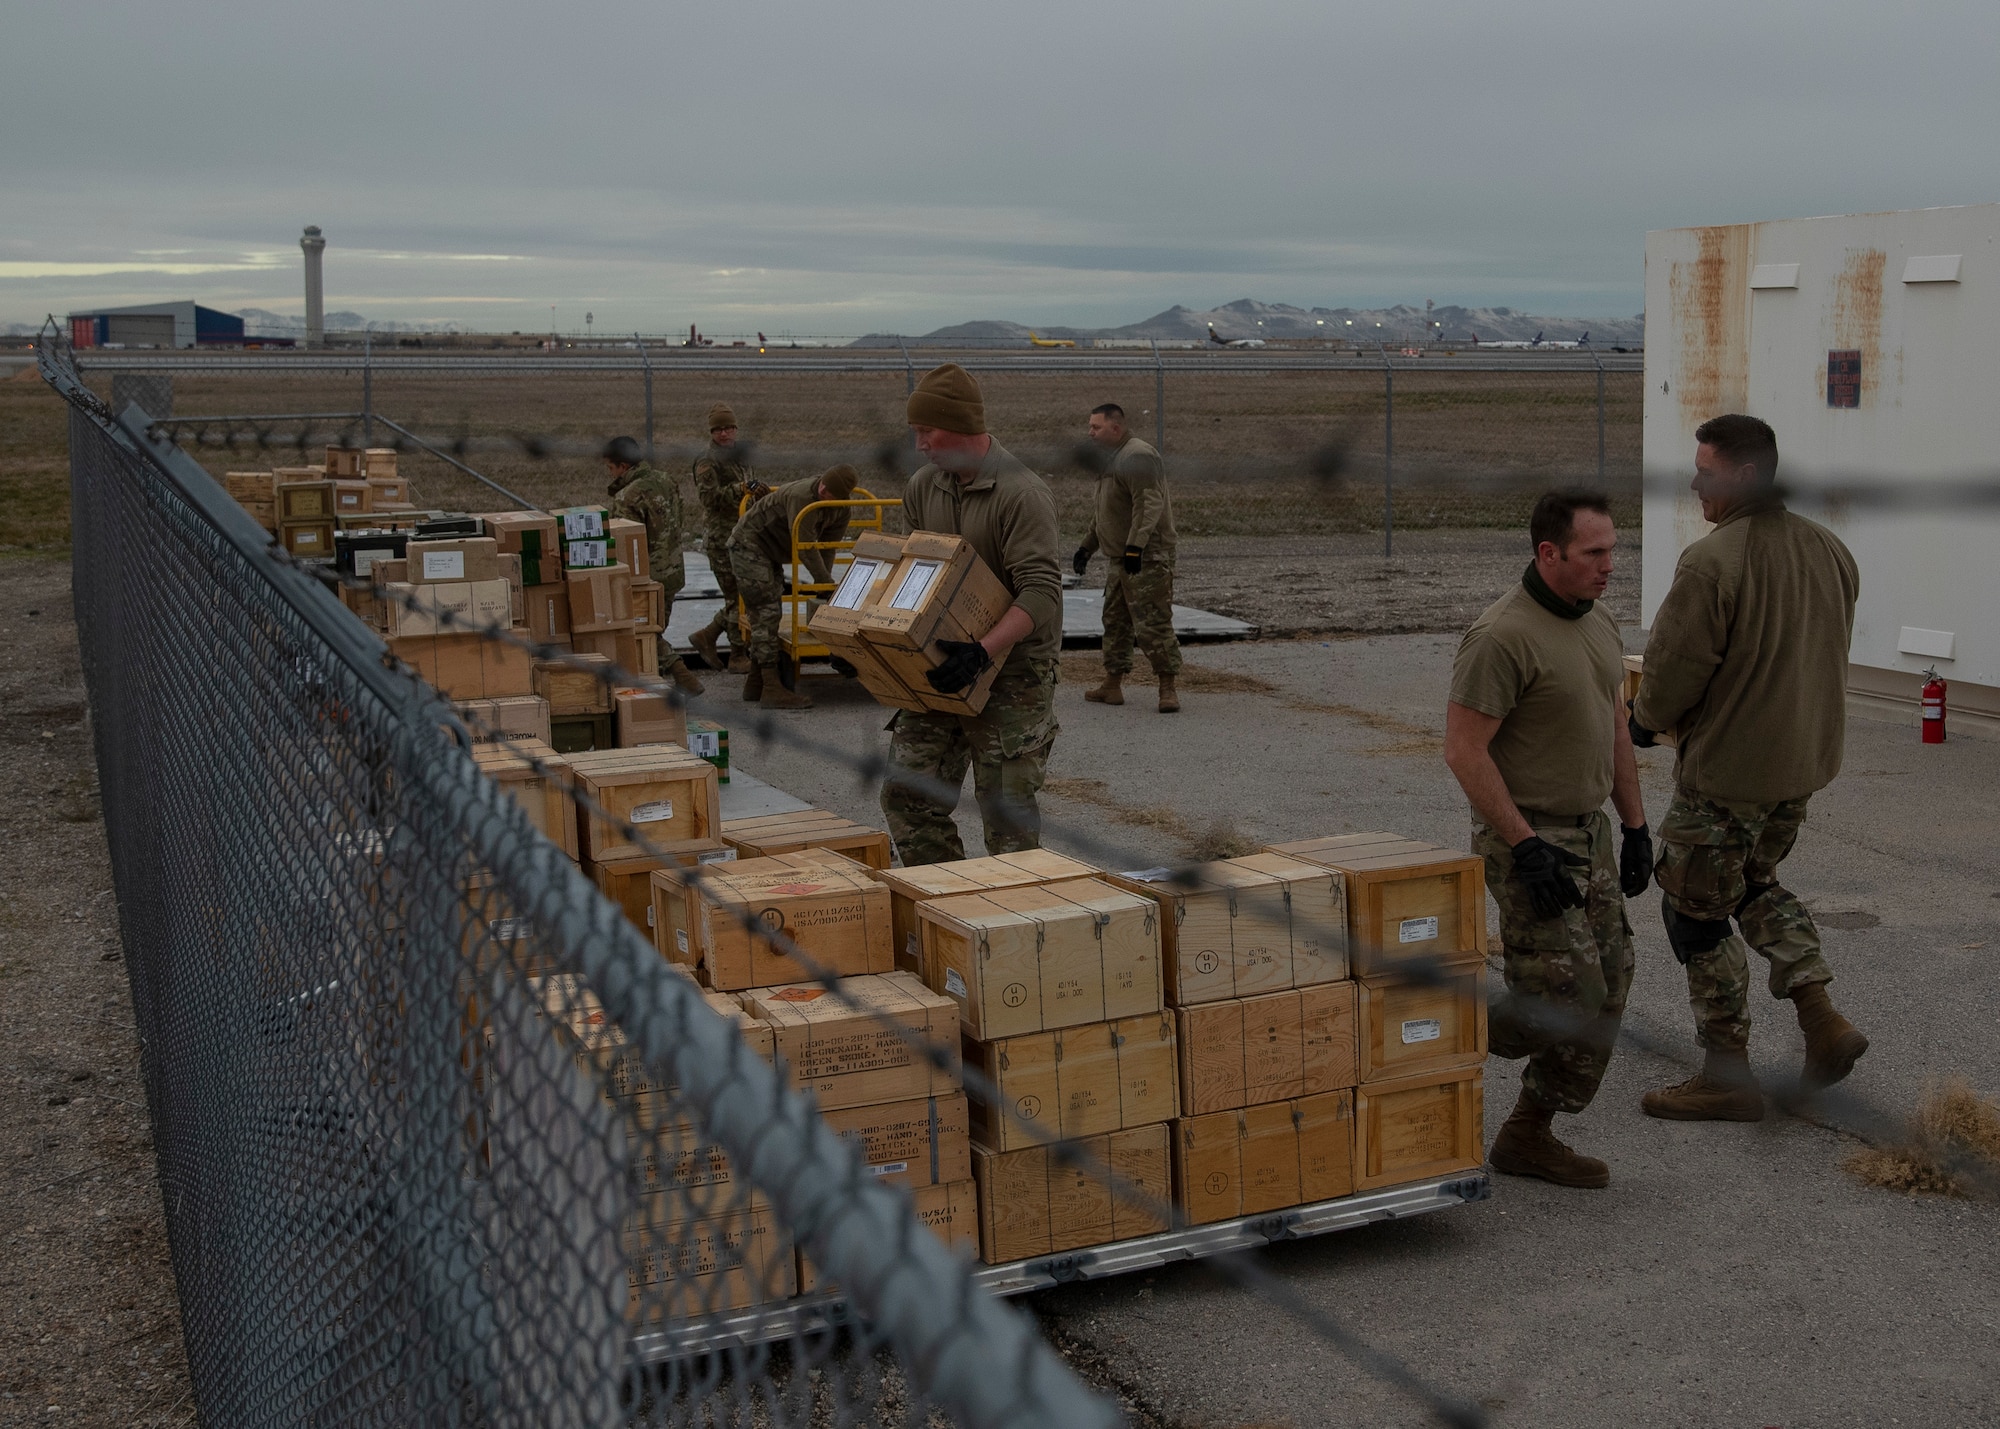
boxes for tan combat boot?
[1641,1047,1765,1121]
[688,618,724,672]
[1792,982,1869,1090]
[1487,1091,1609,1188]
[727,648,752,675]
[758,666,812,710]
[1084,673,1125,705]
[741,663,764,701]
[1157,675,1180,714]
[670,662,704,696]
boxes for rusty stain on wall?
[1831,247,1887,405]
[1669,225,1751,434]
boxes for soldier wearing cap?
[1072,401,1181,713]
[881,364,1063,864]
[688,402,770,675]
[603,435,703,694]
[726,465,858,710]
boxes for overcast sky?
[6,0,1999,335]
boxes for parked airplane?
[1028,331,1076,348]
[1469,330,1590,349]
[1207,323,1266,349]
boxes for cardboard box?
[471,737,578,860]
[687,718,728,782]
[408,536,502,584]
[484,510,563,587]
[456,694,552,745]
[571,624,642,671]
[616,689,688,748]
[379,578,512,639]
[1353,1067,1484,1191]
[535,653,613,715]
[1108,854,1348,1006]
[918,877,1164,1040]
[1357,964,1487,1084]
[873,849,1099,974]
[796,1178,976,1294]
[326,446,365,477]
[807,533,927,711]
[278,480,335,521]
[971,1123,1170,1264]
[656,848,893,991]
[525,584,570,643]
[566,745,723,862]
[592,843,735,935]
[855,532,1015,716]
[820,1092,970,1189]
[610,516,648,575]
[336,531,407,576]
[1173,1089,1355,1225]
[372,558,409,584]
[332,478,371,515]
[1621,654,1681,747]
[568,562,634,630]
[1175,981,1360,1117]
[388,632,529,699]
[966,1011,1178,1152]
[553,505,615,568]
[1265,834,1486,976]
[625,1206,795,1322]
[280,520,335,558]
[722,809,891,870]
[741,971,960,1112]
[481,636,535,697]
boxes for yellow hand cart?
[731,488,893,671]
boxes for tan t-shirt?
[1450,582,1624,816]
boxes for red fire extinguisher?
[1921,666,1947,744]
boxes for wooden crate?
[1173,1089,1355,1225]
[455,694,551,745]
[971,1123,1170,1264]
[722,809,892,871]
[610,516,648,575]
[624,1206,794,1323]
[331,478,371,515]
[362,447,398,477]
[1353,1066,1484,1192]
[1622,654,1681,747]
[820,1092,971,1189]
[872,849,1099,973]
[471,737,578,860]
[571,624,641,671]
[536,971,772,1120]
[1357,964,1487,1084]
[1108,853,1348,1006]
[966,1011,1178,1152]
[225,471,275,502]
[919,877,1164,1040]
[808,532,927,711]
[534,653,614,715]
[615,689,688,748]
[325,446,366,477]
[280,519,335,558]
[565,745,723,862]
[1175,981,1359,1117]
[742,971,960,1111]
[632,579,667,629]
[797,1178,975,1294]
[855,532,1015,716]
[379,578,512,639]
[409,536,503,584]
[591,843,735,936]
[278,480,334,521]
[653,848,893,991]
[568,562,634,630]
[1266,834,1486,976]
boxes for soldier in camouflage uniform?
[1446,489,1650,1188]
[603,436,703,695]
[686,402,769,675]
[727,465,857,710]
[882,365,1063,865]
[1631,415,1866,1119]
[1072,403,1181,712]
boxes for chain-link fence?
[44,333,1117,1429]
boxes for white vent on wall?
[1897,627,1956,659]
[1749,263,1800,289]
[1902,254,1962,283]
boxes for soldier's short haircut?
[1695,413,1779,483]
[1090,403,1125,422]
[602,435,643,467]
[1530,488,1613,554]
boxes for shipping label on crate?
[567,539,609,568]
[562,509,606,539]
[889,559,944,610]
[422,549,466,580]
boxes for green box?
[688,718,729,783]
[552,506,614,570]
[549,712,615,754]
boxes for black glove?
[1121,547,1143,574]
[1511,835,1589,921]
[1627,706,1657,749]
[1620,822,1653,897]
[1071,547,1091,577]
[747,480,773,499]
[926,639,993,694]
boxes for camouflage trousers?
[703,516,743,616]
[881,656,1060,865]
[1101,556,1182,678]
[727,543,785,668]
[1655,789,1832,1052]
[1473,811,1635,1114]
[655,562,690,675]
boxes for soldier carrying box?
[1444,488,1650,1189]
[726,465,857,711]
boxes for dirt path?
[0,554,189,1425]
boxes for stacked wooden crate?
[566,745,729,934]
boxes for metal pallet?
[629,1171,1490,1363]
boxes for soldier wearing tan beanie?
[881,364,1064,864]
[688,401,768,674]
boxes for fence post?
[1380,345,1394,558]
[1594,352,1606,485]
[637,333,654,462]
[363,331,374,445]
[1151,339,1165,454]
[896,335,915,395]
